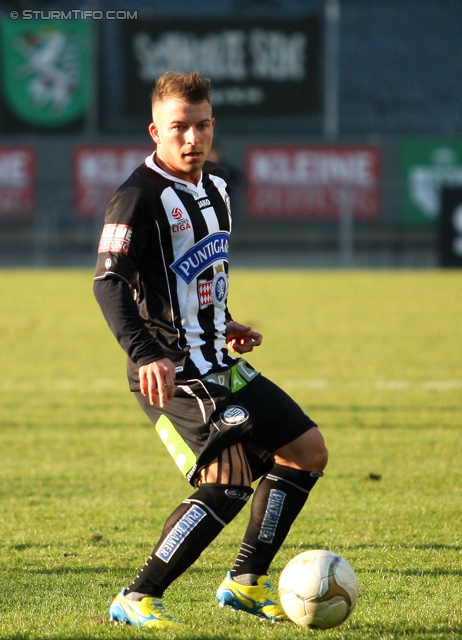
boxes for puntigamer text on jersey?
[170,231,230,283]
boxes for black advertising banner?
[440,188,462,267]
[120,17,322,119]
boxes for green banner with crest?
[0,18,93,127]
[400,138,462,226]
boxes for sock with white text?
[231,464,323,581]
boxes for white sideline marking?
[0,378,123,391]
[283,379,462,391]
[1,378,462,392]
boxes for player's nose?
[185,126,199,145]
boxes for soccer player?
[93,70,328,628]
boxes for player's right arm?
[93,277,175,407]
[93,175,175,407]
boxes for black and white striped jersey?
[94,152,238,384]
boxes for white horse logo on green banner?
[0,19,93,127]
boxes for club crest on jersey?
[98,224,132,255]
[198,267,228,309]
[170,231,229,283]
[211,271,228,308]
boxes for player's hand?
[225,321,262,354]
[139,358,176,407]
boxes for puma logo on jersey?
[197,198,211,209]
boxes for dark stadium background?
[0,0,461,268]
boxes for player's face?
[149,99,215,184]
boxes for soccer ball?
[278,549,359,630]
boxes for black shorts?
[135,361,317,486]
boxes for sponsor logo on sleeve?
[170,231,229,283]
[98,223,133,255]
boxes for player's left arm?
[225,320,262,354]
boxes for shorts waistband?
[202,359,260,393]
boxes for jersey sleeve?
[94,181,153,291]
[93,277,164,364]
[93,177,166,367]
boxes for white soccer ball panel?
[278,549,359,630]
[278,589,307,624]
[279,554,322,599]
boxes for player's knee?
[309,428,328,466]
[313,441,329,471]
[304,428,328,471]
[274,427,328,473]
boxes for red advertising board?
[245,145,381,219]
[74,145,153,219]
[0,146,35,219]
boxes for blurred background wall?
[0,0,461,268]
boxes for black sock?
[231,464,323,579]
[126,483,252,597]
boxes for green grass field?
[0,269,461,640]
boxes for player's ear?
[148,122,160,144]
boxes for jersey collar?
[145,151,202,194]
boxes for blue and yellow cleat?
[109,588,183,628]
[216,572,287,622]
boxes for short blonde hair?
[151,71,212,107]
